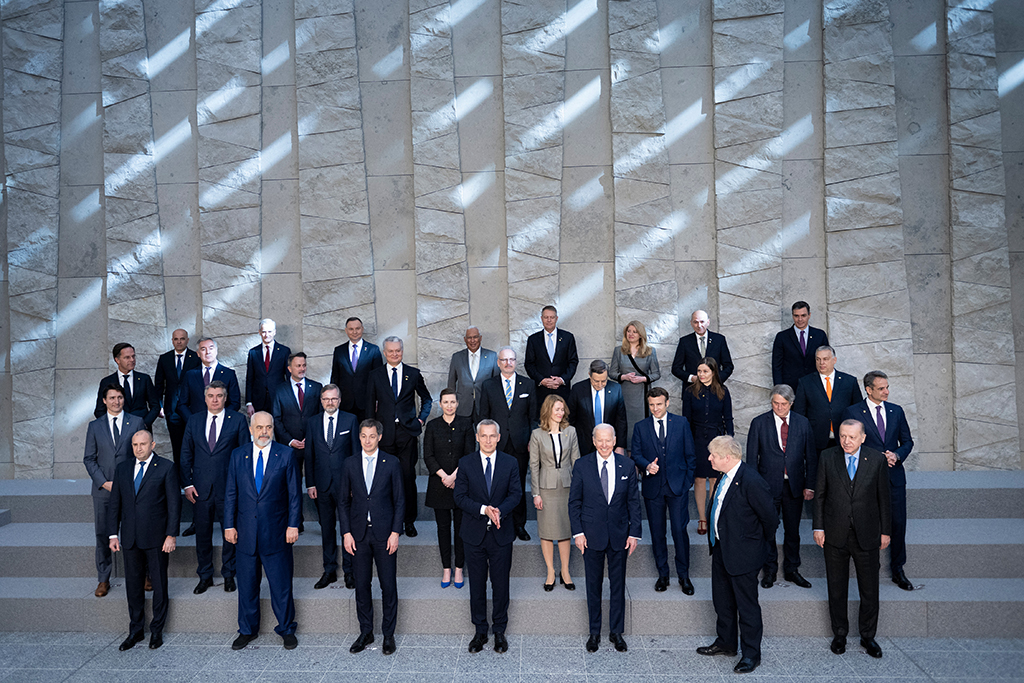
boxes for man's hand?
[485,505,501,528]
[102,481,113,492]
[343,532,356,555]
[574,534,587,554]
[539,377,558,389]
[162,536,176,553]
[813,530,825,548]
[885,451,898,467]
[225,528,238,544]
[803,489,814,501]
[646,458,659,475]
[289,439,305,450]
[109,538,121,552]
[185,486,198,504]
[625,537,638,556]
[687,374,696,384]
[246,404,255,418]
[880,534,890,550]
[159,408,165,418]
[387,531,399,554]
[533,495,543,510]
[419,419,425,427]
[308,487,317,500]
[286,527,299,544]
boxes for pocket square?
[339,430,350,435]
[620,475,628,480]
[518,393,529,398]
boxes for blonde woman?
[609,320,661,451]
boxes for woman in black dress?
[423,388,475,588]
[681,357,734,535]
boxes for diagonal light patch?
[999,55,1024,97]
[519,75,600,152]
[144,28,190,79]
[784,20,810,51]
[910,22,937,52]
[566,173,603,211]
[262,41,291,76]
[526,0,596,53]
[613,98,703,177]
[454,165,495,208]
[557,269,605,318]
[373,46,404,79]
[656,18,683,53]
[716,114,812,192]
[199,130,292,208]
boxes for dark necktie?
[175,354,182,376]
[297,382,304,411]
[601,459,610,504]
[203,366,211,387]
[112,416,120,442]
[255,450,265,492]
[875,405,885,440]
[391,367,399,399]
[123,374,132,403]
[327,416,335,448]
[657,418,665,445]
[134,462,144,494]
[799,329,806,355]
[208,415,217,452]
[780,416,789,451]
[264,346,270,372]
[484,456,492,495]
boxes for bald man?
[671,310,734,388]
[154,330,201,471]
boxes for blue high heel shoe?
[453,569,464,589]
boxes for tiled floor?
[0,632,1021,682]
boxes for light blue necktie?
[847,454,857,480]
[255,450,264,492]
[594,390,602,423]
[365,455,375,492]
[134,462,144,494]
[547,333,555,362]
[709,472,729,546]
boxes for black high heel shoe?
[544,576,555,592]
[560,574,575,591]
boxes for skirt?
[536,480,571,541]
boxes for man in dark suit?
[813,420,891,659]
[224,412,302,651]
[569,424,642,653]
[479,346,537,541]
[271,352,323,522]
[747,384,817,589]
[153,329,201,469]
[94,343,160,429]
[367,336,433,537]
[330,316,384,424]
[107,430,181,651]
[447,326,499,422]
[180,381,250,595]
[305,384,360,589]
[454,420,522,654]
[245,318,291,416]
[630,387,697,595]
[84,384,145,597]
[340,419,405,656]
[697,435,778,675]
[524,305,579,403]
[671,309,734,387]
[793,345,863,455]
[843,370,915,592]
[177,337,242,419]
[568,360,628,456]
[772,301,830,390]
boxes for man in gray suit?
[447,327,499,423]
[84,383,145,597]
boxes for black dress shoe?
[697,643,737,657]
[382,635,396,655]
[892,570,914,591]
[493,632,508,653]
[232,633,258,650]
[193,577,213,594]
[610,633,627,652]
[559,574,575,590]
[119,632,144,651]
[344,572,355,589]
[223,577,236,593]
[830,636,846,655]
[761,573,775,589]
[282,634,298,650]
[148,632,163,649]
[586,634,600,652]
[349,632,374,653]
[734,656,760,673]
[405,522,418,537]
[679,577,694,595]
[654,576,669,592]
[182,523,196,537]
[314,572,337,589]
[544,581,555,592]
[468,633,488,653]
[515,526,531,541]
[861,638,883,658]
[785,571,812,588]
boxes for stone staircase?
[1,472,1021,636]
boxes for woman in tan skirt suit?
[529,394,581,591]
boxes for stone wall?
[1,0,1022,478]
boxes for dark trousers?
[383,426,418,524]
[711,543,763,660]
[352,532,399,636]
[644,489,690,579]
[166,417,186,468]
[434,507,464,569]
[236,546,296,637]
[764,479,803,575]
[509,446,529,529]
[92,495,113,582]
[465,531,513,635]
[823,528,880,640]
[194,493,235,579]
[315,487,351,576]
[124,544,169,635]
[889,483,907,573]
[583,544,627,635]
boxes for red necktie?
[264,346,270,372]
[780,416,789,451]
[297,382,304,410]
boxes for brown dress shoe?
[95,581,110,597]
[144,575,153,591]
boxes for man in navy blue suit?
[569,423,642,653]
[271,352,322,533]
[180,381,250,595]
[340,419,405,656]
[454,420,522,654]
[524,305,579,403]
[567,360,628,456]
[224,412,302,651]
[747,385,817,589]
[793,346,863,455]
[772,301,829,390]
[671,310,734,387]
[305,384,360,589]
[94,343,160,429]
[330,317,384,424]
[245,318,291,416]
[177,337,242,419]
[153,329,201,469]
[697,436,778,675]
[843,370,915,591]
[630,387,697,595]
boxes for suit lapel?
[136,458,158,497]
[884,405,895,444]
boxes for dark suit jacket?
[772,325,829,389]
[567,379,628,455]
[813,445,892,551]
[94,372,160,428]
[338,450,405,543]
[706,462,778,576]
[367,364,433,442]
[479,373,537,454]
[447,347,499,418]
[747,409,818,498]
[179,409,250,500]
[793,371,863,451]
[568,453,642,551]
[843,400,914,487]
[83,413,145,499]
[224,441,302,556]
[630,413,696,499]
[454,450,522,546]
[271,378,323,444]
[245,342,291,412]
[176,364,242,420]
[524,328,579,399]
[154,348,201,426]
[671,331,734,384]
[107,455,181,549]
[305,410,360,494]
[330,340,384,415]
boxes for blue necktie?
[134,462,144,494]
[847,454,857,480]
[255,450,264,492]
[484,456,492,495]
[391,367,398,399]
[709,473,729,546]
[594,390,602,424]
[327,416,335,448]
[175,354,182,376]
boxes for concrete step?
[1,576,1020,638]
[0,509,9,528]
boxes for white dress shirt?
[773,412,789,453]
[252,443,270,480]
[350,340,362,364]
[386,363,404,396]
[323,409,340,438]
[205,410,224,445]
[590,386,604,422]
[120,370,135,390]
[596,453,615,502]
[292,379,306,406]
[867,398,886,433]
[107,411,125,441]
[478,450,500,516]
[712,460,742,541]
[362,449,378,521]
